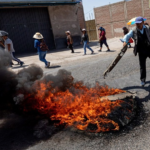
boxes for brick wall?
[94,0,150,39]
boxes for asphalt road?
[1,48,150,150]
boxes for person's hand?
[123,42,127,47]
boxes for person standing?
[2,34,24,66]
[123,16,150,87]
[122,27,132,48]
[65,31,74,53]
[81,28,94,55]
[144,23,149,26]
[98,27,110,52]
[33,32,50,68]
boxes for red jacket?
[99,31,106,41]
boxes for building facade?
[0,0,85,53]
[94,0,150,39]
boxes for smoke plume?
[0,50,74,109]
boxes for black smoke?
[0,50,74,111]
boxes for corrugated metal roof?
[0,0,74,2]
[0,0,79,7]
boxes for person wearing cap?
[123,16,150,87]
[98,27,110,52]
[33,32,50,68]
[81,28,94,55]
[2,34,24,66]
[65,31,74,53]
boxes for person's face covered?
[136,21,144,30]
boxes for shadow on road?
[49,65,61,69]
[74,52,81,53]
[123,83,150,102]
[12,65,29,69]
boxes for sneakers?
[20,62,24,66]
[141,81,146,87]
[98,50,102,52]
[106,49,110,52]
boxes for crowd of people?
[1,16,149,87]
[0,27,110,68]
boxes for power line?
[85,9,93,15]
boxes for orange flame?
[23,81,125,133]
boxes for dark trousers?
[138,53,150,82]
[69,44,74,53]
[100,39,108,48]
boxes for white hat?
[33,32,44,39]
[65,31,71,34]
[82,28,86,31]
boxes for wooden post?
[109,3,114,37]
[141,0,144,17]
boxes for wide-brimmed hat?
[82,28,86,31]
[0,30,8,37]
[65,31,71,34]
[33,32,44,39]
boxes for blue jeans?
[38,51,48,66]
[83,41,93,54]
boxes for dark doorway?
[0,7,55,54]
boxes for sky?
[82,0,124,20]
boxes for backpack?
[40,40,49,51]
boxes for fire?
[22,79,125,133]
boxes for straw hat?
[82,28,86,31]
[33,32,44,39]
[65,31,71,34]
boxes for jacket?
[132,25,150,56]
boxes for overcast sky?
[82,0,124,20]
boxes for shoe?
[91,51,94,54]
[106,49,110,52]
[47,62,50,67]
[129,45,132,48]
[20,62,24,66]
[141,81,146,87]
[98,50,102,52]
[71,51,74,53]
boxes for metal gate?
[0,7,55,54]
